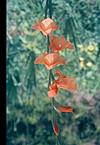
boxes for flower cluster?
[32,17,77,137]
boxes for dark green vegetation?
[7,0,100,145]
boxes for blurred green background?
[7,0,100,145]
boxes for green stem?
[45,0,52,19]
[47,36,50,53]
[45,0,62,144]
[49,0,52,18]
[96,42,100,60]
[45,0,49,18]
[48,69,52,89]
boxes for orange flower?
[32,18,59,36]
[53,121,59,136]
[56,76,77,92]
[55,70,77,91]
[49,34,73,52]
[48,83,58,98]
[34,52,66,70]
[48,70,77,97]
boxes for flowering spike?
[32,2,78,141]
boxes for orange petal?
[32,18,59,36]
[53,122,59,136]
[48,89,58,98]
[56,77,77,91]
[34,52,65,69]
[65,40,73,49]
[44,53,65,70]
[32,19,43,31]
[60,36,67,48]
[55,70,65,78]
[57,106,73,113]
[55,55,66,65]
[41,18,54,28]
[48,83,58,98]
[44,53,59,65]
[34,52,47,64]
[43,28,52,36]
[47,21,59,31]
[49,35,62,51]
[49,35,73,52]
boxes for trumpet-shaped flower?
[49,34,73,52]
[55,70,77,91]
[34,52,66,70]
[48,70,77,97]
[32,18,59,36]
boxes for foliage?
[7,0,100,145]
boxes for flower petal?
[44,53,66,70]
[48,89,57,98]
[55,70,65,78]
[49,34,73,52]
[32,18,59,36]
[49,35,61,51]
[41,18,54,28]
[48,83,58,98]
[57,77,77,91]
[57,106,73,112]
[65,40,73,49]
[34,52,47,64]
[47,22,59,31]
[32,20,43,31]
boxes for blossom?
[48,70,77,97]
[34,52,66,70]
[32,18,59,36]
[53,121,59,136]
[48,83,58,98]
[49,34,73,52]
[55,70,77,91]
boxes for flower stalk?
[45,0,62,144]
[32,0,78,144]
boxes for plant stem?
[45,0,49,18]
[45,0,62,144]
[49,0,52,18]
